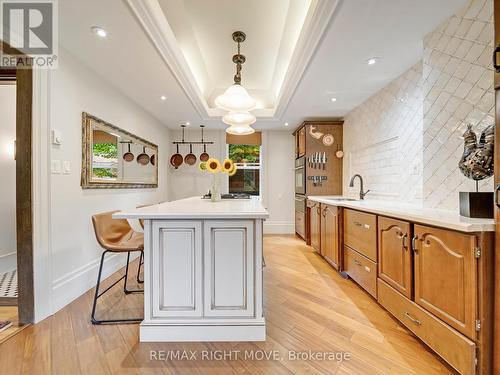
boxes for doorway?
[0,43,34,343]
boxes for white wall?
[168,128,295,233]
[0,84,17,273]
[48,49,170,312]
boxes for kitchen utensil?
[184,143,197,165]
[199,125,210,162]
[322,134,334,146]
[150,154,156,166]
[335,144,344,158]
[170,144,183,169]
[322,152,327,170]
[137,146,150,165]
[123,142,134,162]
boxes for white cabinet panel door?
[204,221,255,317]
[151,221,203,317]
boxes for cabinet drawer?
[344,209,377,261]
[378,279,476,375]
[344,246,377,298]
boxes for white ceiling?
[157,0,313,110]
[58,0,467,131]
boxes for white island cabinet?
[114,197,269,342]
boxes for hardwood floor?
[0,235,455,374]
[0,306,27,344]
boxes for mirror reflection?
[82,113,158,188]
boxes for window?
[228,144,261,196]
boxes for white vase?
[210,174,222,202]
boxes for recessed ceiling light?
[160,95,167,101]
[284,122,289,127]
[186,122,191,126]
[367,57,378,65]
[330,97,337,102]
[91,26,107,38]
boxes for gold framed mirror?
[81,112,158,189]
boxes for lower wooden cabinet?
[344,246,377,298]
[308,201,321,253]
[320,204,340,269]
[378,279,476,375]
[378,216,412,299]
[413,224,477,339]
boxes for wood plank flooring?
[0,235,455,374]
[0,306,27,344]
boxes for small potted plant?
[199,158,238,202]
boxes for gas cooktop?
[202,193,251,200]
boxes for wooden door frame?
[0,42,34,323]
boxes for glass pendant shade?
[225,124,255,135]
[222,111,256,127]
[215,84,257,112]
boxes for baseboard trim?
[263,221,294,234]
[51,251,141,314]
[0,252,17,274]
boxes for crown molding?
[125,0,210,119]
[272,0,340,119]
[126,0,340,121]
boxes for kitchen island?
[114,197,269,342]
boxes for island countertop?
[307,196,494,232]
[114,196,269,220]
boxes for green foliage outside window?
[93,143,118,159]
[228,144,260,164]
[92,168,117,179]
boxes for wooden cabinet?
[378,216,412,299]
[344,209,377,261]
[378,279,476,375]
[413,225,477,340]
[320,204,340,269]
[297,126,306,158]
[345,246,377,298]
[308,200,321,253]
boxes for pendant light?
[215,31,257,133]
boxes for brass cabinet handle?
[322,207,327,217]
[354,221,363,227]
[354,259,362,266]
[316,206,321,214]
[404,312,421,326]
[411,235,418,254]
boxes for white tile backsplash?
[343,0,494,211]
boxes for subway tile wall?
[422,0,494,210]
[343,63,424,203]
[343,0,494,211]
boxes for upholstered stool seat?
[90,211,144,324]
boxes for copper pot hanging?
[199,125,209,161]
[123,142,134,162]
[184,143,197,165]
[137,146,150,165]
[170,144,183,169]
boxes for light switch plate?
[52,129,62,145]
[51,160,61,174]
[62,161,71,174]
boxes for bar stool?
[90,210,144,324]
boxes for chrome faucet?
[349,174,370,200]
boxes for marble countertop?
[307,196,494,232]
[114,196,269,220]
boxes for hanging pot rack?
[172,124,214,145]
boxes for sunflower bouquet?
[198,158,238,201]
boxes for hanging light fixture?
[215,31,256,134]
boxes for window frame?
[226,143,263,198]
